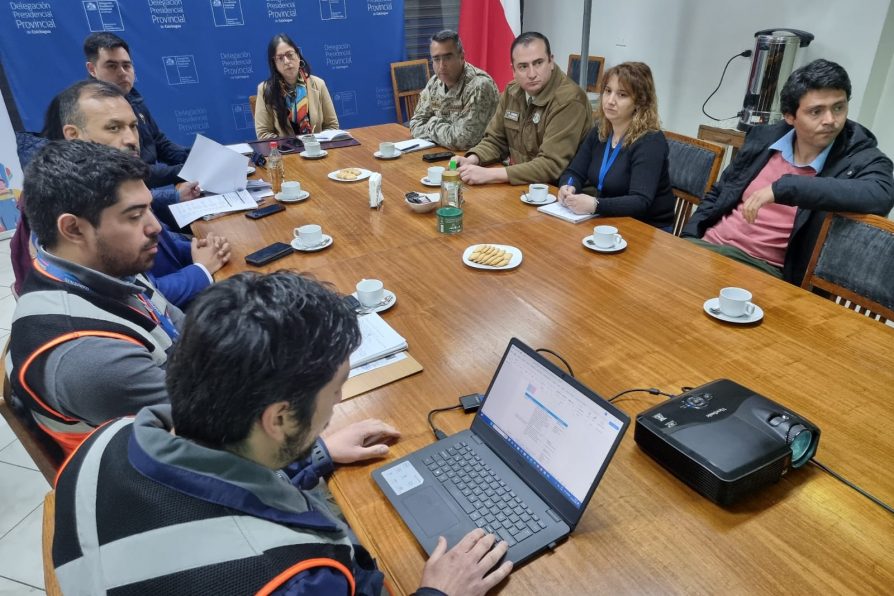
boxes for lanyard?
[597,136,624,192]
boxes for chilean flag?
[459,0,522,91]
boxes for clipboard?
[343,353,423,400]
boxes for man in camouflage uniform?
[409,30,499,151]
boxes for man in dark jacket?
[84,31,190,188]
[682,59,894,285]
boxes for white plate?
[462,244,523,270]
[352,289,397,313]
[275,190,310,203]
[300,150,328,159]
[328,168,372,182]
[703,297,764,324]
[246,166,256,175]
[420,176,442,187]
[374,150,402,160]
[521,193,557,205]
[290,234,333,252]
[582,235,628,253]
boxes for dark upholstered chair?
[664,131,725,236]
[390,59,431,125]
[801,212,894,323]
[566,54,606,93]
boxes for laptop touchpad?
[404,487,460,536]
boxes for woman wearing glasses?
[254,33,339,139]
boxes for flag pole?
[578,0,593,90]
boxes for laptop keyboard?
[423,441,548,547]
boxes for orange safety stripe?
[31,257,63,282]
[53,417,123,488]
[255,557,355,596]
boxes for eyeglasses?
[431,53,457,65]
[275,50,299,64]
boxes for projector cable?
[810,459,894,515]
[535,348,574,377]
[608,387,677,403]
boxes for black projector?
[634,379,820,505]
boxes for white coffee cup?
[592,225,622,249]
[379,142,397,157]
[304,141,322,157]
[527,183,549,202]
[356,278,385,307]
[281,180,301,198]
[299,134,316,144]
[427,166,445,185]
[294,224,323,247]
[718,287,756,317]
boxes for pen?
[401,143,419,152]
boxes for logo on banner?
[220,51,252,80]
[83,1,124,32]
[319,0,346,21]
[375,86,394,112]
[266,0,296,22]
[148,0,186,29]
[9,2,57,34]
[231,103,253,130]
[210,0,244,27]
[175,107,209,135]
[324,43,352,70]
[333,91,358,117]
[366,1,393,16]
[163,55,199,85]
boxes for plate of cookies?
[462,244,523,270]
[327,167,372,182]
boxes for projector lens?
[790,429,813,467]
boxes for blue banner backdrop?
[0,1,403,145]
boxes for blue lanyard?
[597,137,624,192]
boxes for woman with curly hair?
[558,62,674,228]
[254,33,339,139]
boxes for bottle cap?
[449,158,457,170]
[270,141,278,149]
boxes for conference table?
[196,123,894,594]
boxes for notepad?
[537,201,597,223]
[394,139,435,153]
[349,312,408,369]
[314,129,353,142]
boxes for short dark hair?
[23,140,149,248]
[780,59,851,116]
[83,32,130,63]
[43,79,125,140]
[510,31,552,63]
[431,29,464,55]
[167,271,362,449]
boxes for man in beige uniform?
[456,32,591,186]
[409,30,499,151]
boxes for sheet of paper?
[349,312,408,369]
[314,129,352,142]
[394,138,435,153]
[169,189,257,228]
[537,201,597,223]
[179,134,249,194]
[348,351,408,379]
[225,142,253,154]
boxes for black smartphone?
[245,242,294,266]
[250,151,267,167]
[422,151,455,163]
[343,295,363,313]
[245,203,285,219]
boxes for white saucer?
[462,244,523,270]
[374,150,402,160]
[703,297,764,324]
[352,289,397,313]
[246,166,256,175]
[299,150,328,159]
[275,190,310,203]
[328,168,372,182]
[521,193,557,205]
[290,234,333,252]
[582,235,628,253]
[420,176,441,187]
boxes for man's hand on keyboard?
[418,528,513,595]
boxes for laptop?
[372,338,630,565]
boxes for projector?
[634,379,820,505]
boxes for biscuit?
[335,167,362,180]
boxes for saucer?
[420,176,441,187]
[462,244,523,270]
[246,166,256,175]
[703,297,764,324]
[291,234,333,252]
[299,150,328,159]
[328,168,372,182]
[275,190,310,203]
[374,150,402,160]
[521,193,557,205]
[352,289,397,313]
[582,235,628,253]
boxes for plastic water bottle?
[267,141,284,194]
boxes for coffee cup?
[304,141,322,157]
[299,134,316,144]
[280,180,301,198]
[356,278,384,307]
[294,224,323,247]
[718,287,756,317]
[527,183,549,202]
[592,225,622,249]
[379,142,397,157]
[427,166,445,185]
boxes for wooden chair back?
[566,54,606,93]
[249,94,257,118]
[43,490,62,595]
[390,59,431,124]
[664,131,725,236]
[801,212,894,323]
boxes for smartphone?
[422,151,455,163]
[343,295,363,313]
[245,242,294,266]
[245,203,285,219]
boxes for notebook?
[373,338,629,566]
[536,201,597,223]
[349,312,408,369]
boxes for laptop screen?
[478,343,625,508]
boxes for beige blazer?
[254,75,339,139]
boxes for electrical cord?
[607,387,678,403]
[427,404,462,440]
[810,459,894,515]
[702,49,752,121]
[535,348,574,377]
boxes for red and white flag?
[459,0,521,91]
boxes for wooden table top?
[197,123,894,595]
